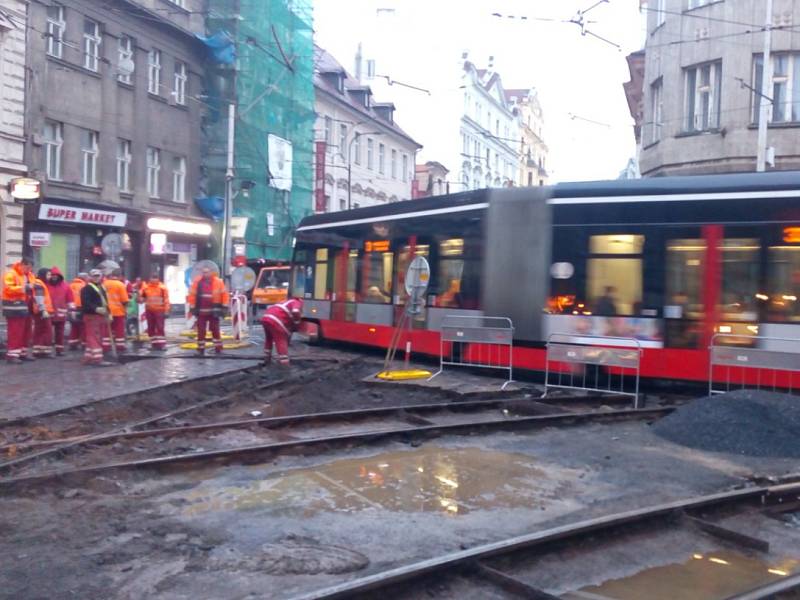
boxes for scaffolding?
[205,0,315,263]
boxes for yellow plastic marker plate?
[179,341,250,350]
[376,369,432,381]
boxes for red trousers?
[52,320,66,354]
[197,315,222,353]
[5,315,32,360]
[145,311,166,349]
[102,316,126,352]
[83,314,105,364]
[68,321,84,349]
[32,315,53,356]
[262,320,290,364]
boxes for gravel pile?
[652,389,800,458]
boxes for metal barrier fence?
[709,334,800,395]
[429,315,514,390]
[230,293,250,341]
[542,334,643,408]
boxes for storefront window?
[720,238,759,321]
[587,234,644,316]
[33,233,80,281]
[767,246,800,321]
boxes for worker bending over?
[261,298,304,365]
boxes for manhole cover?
[258,539,369,575]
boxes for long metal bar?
[473,562,562,599]
[0,407,672,486]
[724,573,800,600]
[684,515,770,552]
[292,482,800,600]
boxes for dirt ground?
[2,415,799,600]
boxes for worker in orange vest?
[138,273,170,350]
[2,256,36,363]
[187,267,229,355]
[31,268,55,357]
[102,269,129,353]
[68,272,88,350]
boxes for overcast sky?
[313,0,647,183]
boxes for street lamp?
[345,130,383,211]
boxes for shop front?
[24,200,143,281]
[144,216,213,307]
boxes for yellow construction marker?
[180,330,235,340]
[179,341,250,350]
[376,369,432,381]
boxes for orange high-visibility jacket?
[188,276,229,312]
[139,281,171,314]
[103,278,130,317]
[2,262,35,317]
[32,278,54,315]
[70,278,86,308]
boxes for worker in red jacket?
[45,267,75,356]
[261,298,304,365]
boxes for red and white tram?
[291,171,800,383]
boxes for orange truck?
[251,265,290,313]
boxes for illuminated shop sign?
[147,217,212,236]
[9,177,41,203]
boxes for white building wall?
[315,92,418,211]
[0,0,27,273]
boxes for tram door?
[331,244,358,322]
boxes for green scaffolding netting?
[206,0,315,263]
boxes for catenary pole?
[756,0,773,172]
[222,103,236,275]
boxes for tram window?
[589,234,644,255]
[361,249,393,303]
[720,239,759,321]
[436,238,465,308]
[314,248,329,300]
[665,239,705,319]
[291,249,309,297]
[587,234,643,316]
[767,246,800,321]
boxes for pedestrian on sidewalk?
[80,269,112,366]
[139,273,170,350]
[31,268,54,358]
[45,267,75,356]
[188,267,229,356]
[261,298,304,365]
[68,272,88,350]
[2,256,36,364]
[102,269,129,353]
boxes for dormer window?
[336,74,344,93]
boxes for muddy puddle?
[562,550,800,600]
[166,446,585,518]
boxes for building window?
[391,149,397,179]
[43,120,63,180]
[684,60,721,132]
[339,123,347,156]
[655,0,666,27]
[353,134,361,165]
[402,154,408,182]
[650,78,663,143]
[148,49,161,95]
[80,129,98,186]
[339,198,346,211]
[495,119,500,135]
[323,115,332,144]
[687,0,711,8]
[752,53,800,124]
[172,156,186,202]
[462,134,469,155]
[117,36,134,84]
[169,0,186,7]
[116,139,131,191]
[173,61,187,105]
[83,19,101,72]
[46,5,65,59]
[147,147,160,197]
[367,138,374,170]
[378,143,385,174]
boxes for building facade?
[506,88,549,187]
[0,0,27,275]
[314,45,421,212]
[24,0,211,304]
[457,58,519,192]
[413,161,449,198]
[640,0,800,176]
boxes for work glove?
[24,283,32,293]
[212,307,224,318]
[41,311,50,319]
[96,306,108,316]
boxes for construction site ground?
[1,337,799,599]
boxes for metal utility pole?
[222,103,235,274]
[756,0,773,172]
